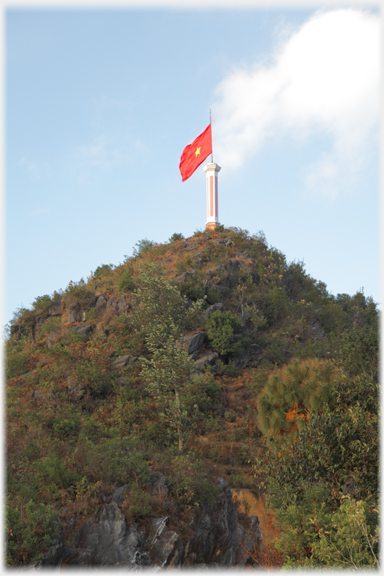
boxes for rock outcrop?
[35,477,262,568]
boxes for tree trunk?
[175,389,183,452]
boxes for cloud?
[213,9,379,196]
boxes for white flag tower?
[204,108,221,230]
[204,162,221,229]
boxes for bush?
[39,317,62,337]
[117,265,135,294]
[122,481,152,523]
[6,339,30,379]
[63,279,94,305]
[74,360,112,397]
[206,310,242,358]
[6,500,58,565]
[257,359,340,437]
[133,238,156,257]
[340,323,378,381]
[32,294,54,313]
[258,285,290,325]
[94,264,114,279]
[77,437,150,486]
[169,233,184,242]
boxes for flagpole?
[210,108,213,163]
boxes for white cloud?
[213,8,379,196]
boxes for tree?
[255,374,378,567]
[256,359,339,437]
[132,264,203,451]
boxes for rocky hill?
[6,226,379,568]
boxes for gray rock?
[67,378,87,400]
[34,315,49,339]
[95,294,107,309]
[149,517,181,567]
[236,343,263,369]
[47,329,69,348]
[175,269,197,283]
[75,324,93,337]
[194,351,219,372]
[46,299,62,316]
[34,476,263,568]
[205,303,226,319]
[68,301,82,323]
[183,332,205,359]
[111,355,132,371]
[149,472,169,496]
[75,501,147,566]
[111,484,131,507]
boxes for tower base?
[205,222,218,230]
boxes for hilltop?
[6,226,379,568]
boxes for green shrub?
[178,280,205,301]
[32,295,54,313]
[94,263,114,279]
[263,335,286,365]
[39,316,62,337]
[78,437,150,486]
[33,454,76,498]
[117,265,135,294]
[6,500,58,565]
[133,238,156,257]
[6,339,30,379]
[52,417,80,438]
[206,310,242,358]
[340,323,378,381]
[168,453,219,506]
[169,232,184,242]
[258,285,290,325]
[122,481,152,523]
[184,373,221,414]
[74,360,112,397]
[63,279,94,305]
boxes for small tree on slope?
[133,264,203,451]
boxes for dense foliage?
[5,226,379,567]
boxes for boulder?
[46,299,62,316]
[175,270,197,283]
[182,332,205,359]
[111,484,131,507]
[205,303,226,319]
[194,351,219,372]
[95,294,107,309]
[34,315,49,339]
[67,378,87,401]
[68,302,82,323]
[47,329,70,348]
[75,324,93,337]
[111,355,133,371]
[236,343,263,369]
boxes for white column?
[203,162,221,229]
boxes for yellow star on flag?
[195,147,201,157]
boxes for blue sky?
[4,5,380,328]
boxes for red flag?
[179,124,212,182]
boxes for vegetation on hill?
[5,226,379,567]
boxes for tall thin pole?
[210,108,213,163]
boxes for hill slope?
[6,226,379,568]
